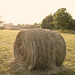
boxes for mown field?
[0,30,75,75]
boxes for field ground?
[0,30,75,75]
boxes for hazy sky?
[0,0,75,25]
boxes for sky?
[0,0,75,25]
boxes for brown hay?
[14,29,66,70]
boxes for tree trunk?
[61,26,64,32]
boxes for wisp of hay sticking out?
[14,29,66,70]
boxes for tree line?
[0,8,75,31]
[41,8,75,31]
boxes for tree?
[0,16,4,26]
[49,22,55,29]
[0,20,4,25]
[53,8,73,31]
[33,22,38,25]
[41,19,47,29]
[72,19,75,30]
[41,14,54,29]
[45,14,53,23]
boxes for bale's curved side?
[14,29,66,70]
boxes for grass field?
[0,30,75,75]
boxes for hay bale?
[14,29,66,70]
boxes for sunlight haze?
[0,0,75,24]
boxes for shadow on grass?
[57,69,75,75]
[0,61,75,75]
[59,30,75,34]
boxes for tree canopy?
[40,8,75,31]
[0,16,4,25]
[41,14,54,29]
[53,8,73,31]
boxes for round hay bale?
[14,29,66,70]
